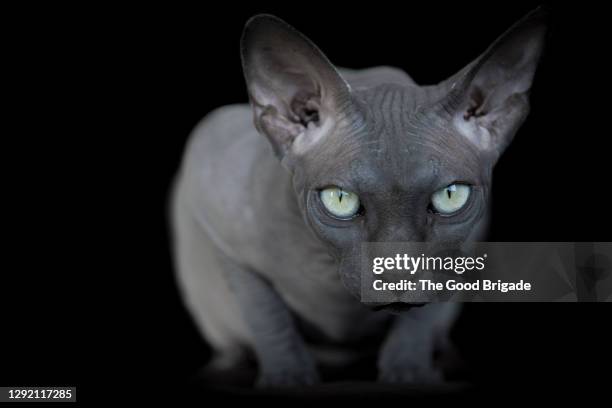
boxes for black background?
[3,1,611,404]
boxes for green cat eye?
[431,184,471,215]
[320,187,360,219]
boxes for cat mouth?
[370,302,426,314]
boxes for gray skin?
[171,9,546,386]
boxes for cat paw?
[377,336,445,384]
[378,361,444,384]
[256,367,320,388]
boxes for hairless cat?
[171,8,547,386]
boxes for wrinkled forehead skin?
[292,83,489,209]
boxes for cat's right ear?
[241,15,351,161]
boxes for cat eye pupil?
[319,187,361,219]
[430,183,471,216]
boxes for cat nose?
[374,224,424,242]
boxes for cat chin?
[369,302,426,315]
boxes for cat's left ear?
[446,7,547,158]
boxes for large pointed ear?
[446,8,548,158]
[241,15,351,161]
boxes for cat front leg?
[226,265,320,387]
[377,303,460,383]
